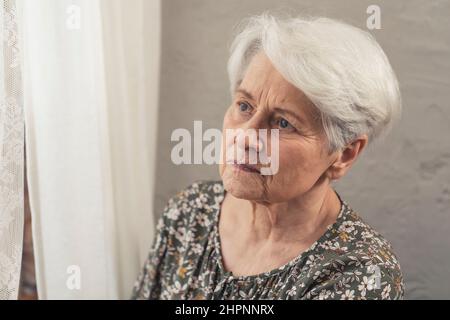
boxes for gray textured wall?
[155,0,450,299]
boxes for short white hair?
[227,12,402,153]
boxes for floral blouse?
[131,180,404,300]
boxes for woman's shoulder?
[158,179,224,231]
[305,201,405,299]
[164,179,224,211]
[332,203,402,269]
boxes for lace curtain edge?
[0,0,24,300]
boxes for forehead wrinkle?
[238,80,310,121]
[239,53,320,126]
[252,75,288,110]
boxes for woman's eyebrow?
[235,87,254,100]
[235,87,309,124]
[273,107,307,126]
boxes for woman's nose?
[236,116,263,149]
[235,129,261,152]
[234,126,269,163]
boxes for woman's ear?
[327,134,369,181]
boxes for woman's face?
[220,52,339,203]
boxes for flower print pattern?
[131,180,404,300]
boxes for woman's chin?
[221,166,266,200]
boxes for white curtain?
[0,0,24,300]
[18,0,160,299]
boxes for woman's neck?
[225,184,341,245]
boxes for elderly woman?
[132,13,404,300]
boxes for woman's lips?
[232,162,261,174]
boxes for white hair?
[227,12,402,153]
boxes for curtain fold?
[18,0,160,299]
[0,0,24,300]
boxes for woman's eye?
[278,118,293,129]
[238,102,252,113]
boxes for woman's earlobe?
[325,163,339,181]
[327,153,347,181]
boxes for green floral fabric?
[132,180,404,300]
